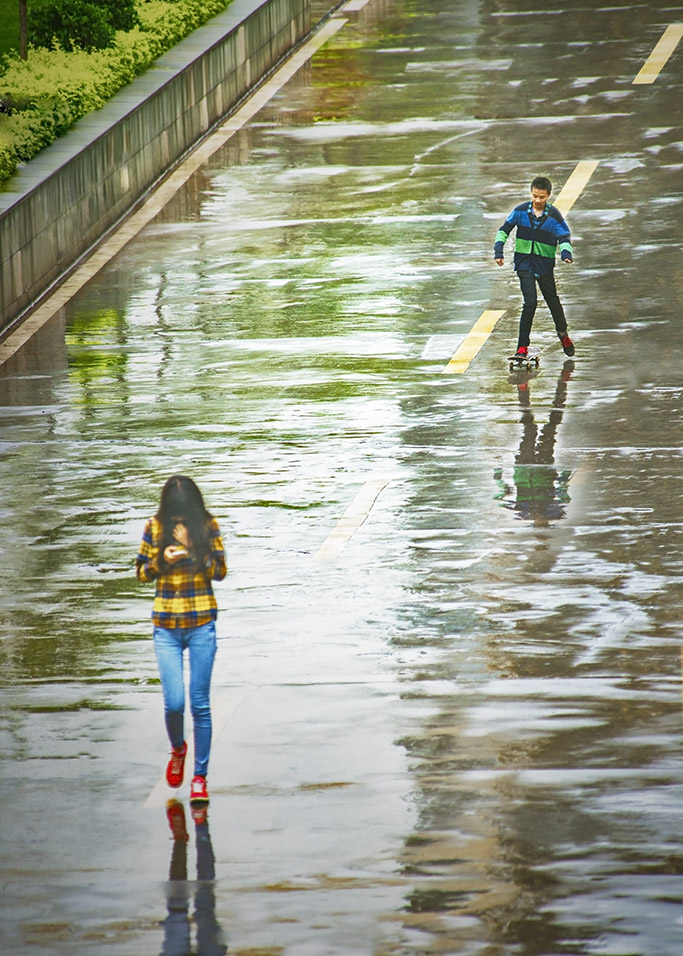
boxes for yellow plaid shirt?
[135,516,227,628]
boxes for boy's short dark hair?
[531,176,552,194]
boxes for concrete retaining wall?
[0,0,315,335]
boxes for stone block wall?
[0,0,312,335]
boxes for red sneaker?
[190,775,209,804]
[515,346,528,358]
[166,742,187,789]
[166,799,188,842]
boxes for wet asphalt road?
[1,0,683,953]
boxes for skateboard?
[508,346,540,372]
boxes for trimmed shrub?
[28,0,141,52]
[29,1,116,52]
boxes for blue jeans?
[153,621,217,778]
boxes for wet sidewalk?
[1,1,683,953]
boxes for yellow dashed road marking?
[633,23,683,84]
[315,479,389,560]
[442,310,506,374]
[554,160,600,216]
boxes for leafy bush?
[31,2,111,52]
[29,0,140,52]
[98,0,141,34]
[0,0,231,184]
[0,92,31,114]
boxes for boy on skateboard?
[494,176,576,360]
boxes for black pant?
[517,270,567,348]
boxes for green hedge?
[0,0,232,185]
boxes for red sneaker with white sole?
[166,742,187,789]
[190,775,209,804]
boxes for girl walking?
[136,475,227,804]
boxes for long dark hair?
[156,475,212,566]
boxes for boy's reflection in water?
[494,361,575,526]
[163,800,227,956]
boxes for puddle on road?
[1,0,683,954]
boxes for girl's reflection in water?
[163,800,227,956]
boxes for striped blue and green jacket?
[494,202,572,276]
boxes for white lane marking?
[343,0,372,10]
[0,18,349,368]
[143,694,244,809]
[633,23,683,84]
[314,479,390,560]
[553,160,600,216]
